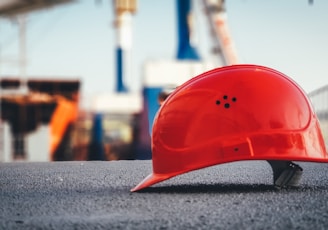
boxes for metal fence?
[309,85,328,144]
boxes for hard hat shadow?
[135,183,326,194]
[135,183,281,194]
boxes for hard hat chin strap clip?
[267,161,303,189]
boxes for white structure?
[0,122,50,162]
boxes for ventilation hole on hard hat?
[234,148,239,151]
[216,96,237,108]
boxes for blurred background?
[1,0,328,162]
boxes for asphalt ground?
[0,160,328,230]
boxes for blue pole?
[116,48,127,92]
[88,113,106,161]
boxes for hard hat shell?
[131,64,328,192]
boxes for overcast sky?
[1,0,328,104]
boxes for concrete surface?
[0,160,328,229]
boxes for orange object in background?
[27,79,81,161]
[1,78,80,161]
[49,95,78,160]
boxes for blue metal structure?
[144,0,202,135]
[143,86,162,134]
[176,0,200,60]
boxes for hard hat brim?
[130,173,175,192]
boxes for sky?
[1,0,328,108]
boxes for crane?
[202,0,239,65]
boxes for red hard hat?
[131,64,328,192]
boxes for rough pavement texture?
[0,160,328,229]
